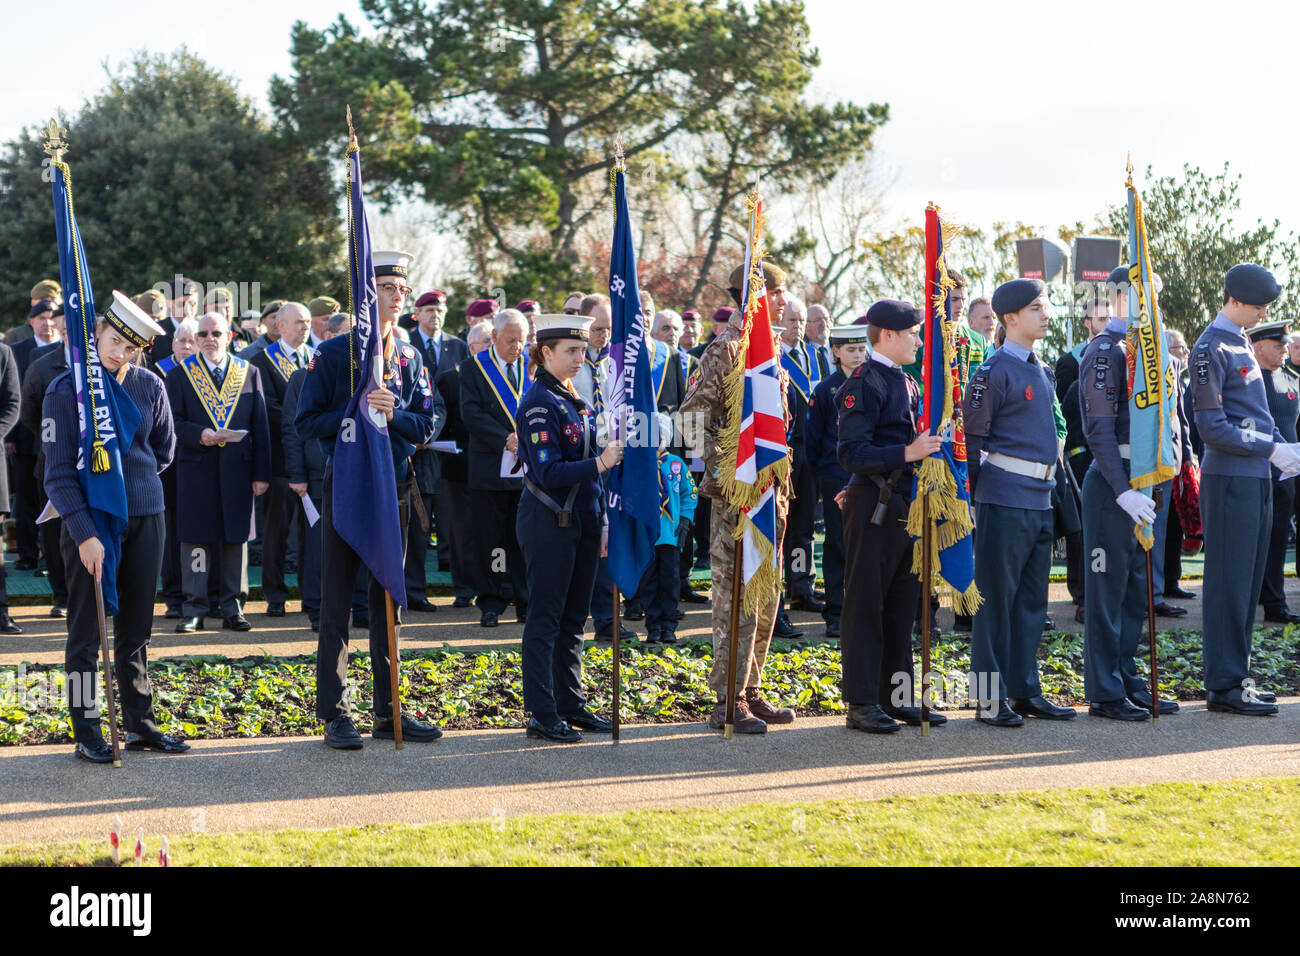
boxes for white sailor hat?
[373,250,414,279]
[829,325,869,345]
[1247,319,1292,343]
[533,313,594,342]
[104,289,166,348]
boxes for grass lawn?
[5,777,1297,867]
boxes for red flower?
[1024,385,1034,401]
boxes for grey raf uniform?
[962,342,1059,704]
[1190,314,1283,693]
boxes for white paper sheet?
[301,494,321,528]
[215,428,247,443]
[430,441,461,454]
[500,448,520,478]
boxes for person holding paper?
[460,308,530,627]
[164,311,271,634]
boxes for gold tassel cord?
[91,441,110,474]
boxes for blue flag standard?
[49,159,142,616]
[605,164,659,595]
[331,142,407,608]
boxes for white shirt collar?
[203,353,227,373]
[870,350,899,370]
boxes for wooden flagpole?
[93,572,122,767]
[1145,490,1160,723]
[920,496,932,737]
[612,586,622,742]
[724,532,743,738]
[385,593,404,748]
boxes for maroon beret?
[466,298,497,318]
[515,300,539,314]
[682,309,700,322]
[414,291,446,308]
[711,307,734,322]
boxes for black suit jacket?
[148,316,180,365]
[408,330,463,493]
[460,352,525,492]
[9,336,49,456]
[282,367,325,499]
[0,344,23,509]
[250,346,306,478]
[19,341,65,481]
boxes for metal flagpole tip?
[42,119,67,161]
[113,760,122,768]
[346,105,358,152]
[921,722,930,737]
[396,742,405,750]
[724,725,734,740]
[612,135,626,171]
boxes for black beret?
[1225,264,1282,307]
[1247,319,1291,343]
[991,278,1046,317]
[27,298,55,318]
[862,299,922,331]
[1105,265,1130,286]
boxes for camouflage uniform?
[681,316,792,697]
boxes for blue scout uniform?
[1078,321,1158,712]
[294,328,438,728]
[635,450,698,642]
[962,340,1061,712]
[807,366,849,634]
[837,341,925,726]
[1191,314,1284,695]
[516,366,604,729]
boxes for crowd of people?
[4,249,1293,759]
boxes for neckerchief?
[475,344,528,428]
[585,349,604,414]
[657,450,672,519]
[181,353,248,430]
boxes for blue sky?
[6,0,1292,237]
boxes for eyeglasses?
[196,330,226,338]
[378,282,411,297]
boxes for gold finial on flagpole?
[1126,152,1133,187]
[346,105,358,152]
[612,135,626,172]
[41,119,67,164]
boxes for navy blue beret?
[27,298,55,318]
[991,278,1046,316]
[1225,264,1281,306]
[1106,265,1130,286]
[861,299,922,330]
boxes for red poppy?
[1024,385,1034,401]
[844,394,856,409]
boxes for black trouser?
[1064,453,1091,606]
[783,447,817,598]
[1164,493,1184,592]
[404,489,436,604]
[159,467,182,612]
[840,482,919,707]
[62,513,165,745]
[13,453,39,563]
[517,496,600,720]
[260,477,294,604]
[692,488,711,564]
[819,475,846,625]
[180,542,243,618]
[1260,477,1294,612]
[35,479,68,606]
[474,487,527,614]
[316,468,410,722]
[297,489,323,623]
[637,543,681,630]
[438,479,476,601]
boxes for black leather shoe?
[452,595,472,608]
[0,614,22,635]
[1253,689,1278,703]
[175,616,202,633]
[526,716,582,743]
[1206,689,1279,716]
[882,705,948,727]
[1042,616,1055,632]
[953,613,972,633]
[309,620,319,632]
[1164,585,1196,600]
[1262,608,1300,625]
[409,599,438,613]
[594,624,637,644]
[480,610,499,628]
[75,738,114,763]
[1074,605,1085,624]
[659,629,678,644]
[623,604,644,621]
[1153,602,1187,618]
[1010,696,1076,720]
[644,627,661,644]
[267,603,285,617]
[976,701,1024,727]
[824,618,840,639]
[324,715,364,749]
[773,613,803,640]
[1089,698,1150,721]
[680,589,709,604]
[1127,689,1180,714]
[164,607,182,619]
[14,558,38,571]
[561,708,613,732]
[50,605,68,619]
[223,614,252,632]
[845,704,900,734]
[788,593,826,613]
[125,731,191,753]
[372,715,442,741]
[516,604,527,624]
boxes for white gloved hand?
[1269,443,1300,473]
[1116,489,1157,526]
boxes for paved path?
[2,700,1296,847]
[7,576,1299,667]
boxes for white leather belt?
[987,452,1056,482]
[1118,443,1131,459]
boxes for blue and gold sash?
[474,345,528,428]
[648,338,668,402]
[264,339,300,383]
[155,355,177,376]
[780,347,814,403]
[180,353,248,430]
[802,341,824,389]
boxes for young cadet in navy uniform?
[294,250,443,749]
[837,301,945,734]
[44,293,183,762]
[1248,320,1300,625]
[1191,264,1295,716]
[515,313,624,743]
[962,279,1076,727]
[1078,284,1174,722]
[806,325,869,639]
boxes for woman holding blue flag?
[515,313,624,743]
[44,291,181,763]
